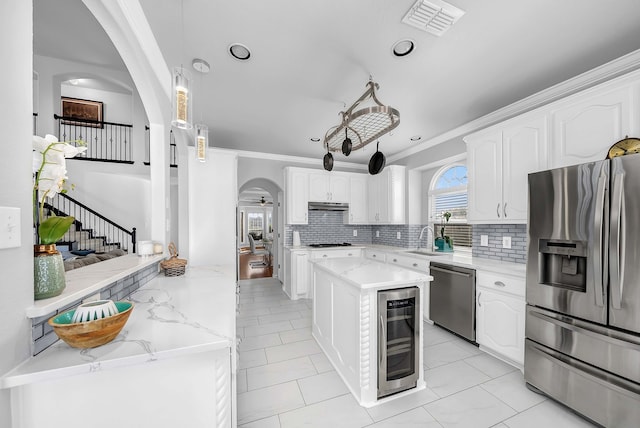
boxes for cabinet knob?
[412,263,418,267]
[393,258,398,262]
[348,253,353,256]
[323,254,328,258]
[372,254,377,258]
[495,281,506,287]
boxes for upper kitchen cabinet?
[284,167,309,224]
[346,174,368,224]
[308,171,349,203]
[550,84,636,168]
[368,165,406,224]
[466,113,548,224]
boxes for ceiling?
[34,0,640,165]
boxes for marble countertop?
[310,257,432,290]
[1,265,236,389]
[26,254,166,318]
[287,244,526,277]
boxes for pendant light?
[171,0,193,129]
[193,58,210,162]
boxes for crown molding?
[389,48,640,164]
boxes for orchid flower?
[33,134,86,244]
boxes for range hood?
[308,201,349,211]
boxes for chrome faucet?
[418,226,434,251]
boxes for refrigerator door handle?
[610,173,624,310]
[593,173,606,308]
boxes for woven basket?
[160,242,187,276]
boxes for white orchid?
[33,134,86,244]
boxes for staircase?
[42,193,136,254]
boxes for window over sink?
[429,164,472,248]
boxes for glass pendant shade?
[195,123,208,162]
[171,67,193,129]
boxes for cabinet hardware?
[496,203,501,218]
[372,254,377,258]
[503,202,508,218]
[322,254,328,258]
[393,258,398,262]
[412,263,418,267]
[478,291,482,307]
[348,253,353,256]
[495,281,506,287]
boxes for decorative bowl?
[48,301,134,349]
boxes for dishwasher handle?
[430,265,472,278]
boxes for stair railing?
[54,114,134,164]
[43,193,137,253]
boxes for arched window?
[429,164,472,247]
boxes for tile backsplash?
[472,224,527,264]
[284,211,528,264]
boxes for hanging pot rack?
[323,80,400,153]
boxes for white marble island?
[1,266,237,428]
[310,257,433,408]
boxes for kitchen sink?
[404,250,446,256]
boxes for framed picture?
[61,97,103,128]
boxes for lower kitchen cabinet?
[284,248,310,300]
[475,270,526,368]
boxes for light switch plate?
[353,229,357,237]
[502,236,512,249]
[376,230,380,238]
[480,235,489,246]
[396,232,401,239]
[0,207,21,249]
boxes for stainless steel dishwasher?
[429,262,476,342]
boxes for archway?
[238,178,282,280]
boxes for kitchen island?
[1,266,237,428]
[310,257,432,407]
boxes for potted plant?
[33,134,86,300]
[434,211,454,252]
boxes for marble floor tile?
[424,385,517,428]
[237,381,305,426]
[265,339,321,363]
[366,407,443,428]
[309,352,334,373]
[239,348,268,369]
[480,371,546,412]
[423,325,456,346]
[237,316,260,327]
[238,307,273,317]
[297,370,349,405]
[270,302,310,314]
[424,341,478,369]
[279,394,373,428]
[247,356,317,390]
[279,327,312,344]
[244,320,294,337]
[366,386,440,422]
[502,400,598,428]
[239,333,283,352]
[463,353,517,379]
[238,368,248,393]
[239,415,281,428]
[290,317,312,329]
[425,360,491,398]
[258,311,302,325]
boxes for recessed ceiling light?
[410,135,422,141]
[310,137,321,143]
[229,43,251,61]
[392,39,415,57]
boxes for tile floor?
[236,278,598,428]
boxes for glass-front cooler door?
[378,287,420,398]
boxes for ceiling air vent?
[402,0,465,37]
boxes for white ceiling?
[34,0,640,165]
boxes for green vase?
[34,244,66,300]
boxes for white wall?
[0,2,35,425]
[188,148,238,266]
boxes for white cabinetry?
[285,167,309,224]
[465,113,548,223]
[347,174,368,224]
[475,269,525,368]
[550,84,635,168]
[308,171,349,203]
[284,248,310,300]
[368,165,406,224]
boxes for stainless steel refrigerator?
[525,154,640,427]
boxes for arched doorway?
[238,179,282,280]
